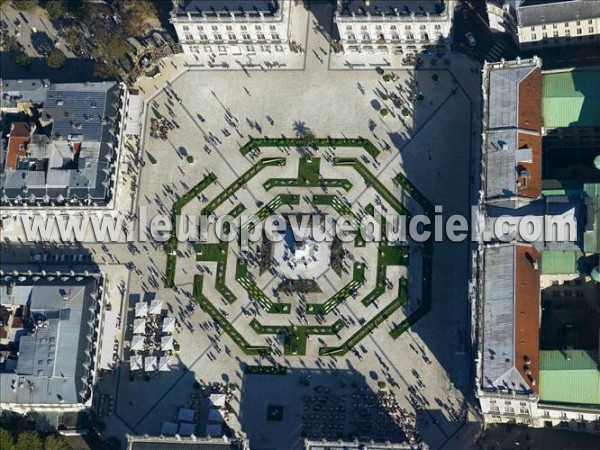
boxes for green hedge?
[240,137,380,159]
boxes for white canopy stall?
[131,335,145,351]
[162,316,176,333]
[149,299,163,315]
[130,355,143,371]
[144,356,158,371]
[135,301,148,318]
[161,335,174,351]
[158,356,171,371]
[133,318,146,334]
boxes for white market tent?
[162,316,176,333]
[178,407,195,422]
[158,356,171,371]
[208,408,224,423]
[209,393,226,408]
[149,299,163,315]
[135,301,148,318]
[206,423,222,437]
[130,355,143,371]
[131,335,145,351]
[144,356,158,371]
[161,335,174,351]
[133,318,146,334]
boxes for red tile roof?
[515,245,541,393]
[5,122,32,170]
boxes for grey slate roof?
[487,66,535,129]
[482,245,531,392]
[176,0,279,16]
[518,0,600,27]
[337,0,445,16]
[1,79,49,108]
[486,130,518,199]
[0,276,99,406]
[1,80,121,206]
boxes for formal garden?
[168,137,433,358]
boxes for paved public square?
[0,4,483,449]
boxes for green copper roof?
[542,68,600,128]
[583,183,599,254]
[540,250,579,275]
[539,350,600,406]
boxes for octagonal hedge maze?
[166,137,433,357]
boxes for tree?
[15,52,32,69]
[44,435,70,450]
[15,431,43,450]
[13,0,38,10]
[46,48,66,68]
[0,428,14,450]
[45,0,66,20]
[119,0,158,37]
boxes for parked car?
[465,32,476,47]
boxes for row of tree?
[0,428,71,450]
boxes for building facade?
[170,0,292,55]
[476,57,600,432]
[333,0,454,55]
[490,0,600,48]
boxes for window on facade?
[407,32,414,40]
[542,32,548,38]
[589,27,595,33]
[434,24,441,30]
[183,25,189,31]
[200,34,208,40]
[589,19,593,24]
[270,25,276,30]
[565,22,569,27]
[553,23,558,28]
[256,25,262,30]
[362,33,370,40]
[347,33,356,41]
[405,25,411,30]
[390,25,396,30]
[530,26,535,31]
[197,25,203,31]
[553,31,559,37]
[214,34,222,40]
[212,25,218,30]
[257,33,265,40]
[346,25,353,30]
[576,20,581,25]
[577,28,582,34]
[391,32,399,40]
[242,33,251,40]
[271,34,280,40]
[361,25,367,30]
[376,25,382,30]
[542,25,546,30]
[532,33,536,39]
[241,25,247,30]
[565,29,570,36]
[228,34,236,41]
[520,408,529,415]
[420,25,426,30]
[185,34,193,40]
[226,25,232,31]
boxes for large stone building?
[0,79,126,207]
[333,0,455,55]
[476,57,600,431]
[170,0,292,55]
[0,274,104,418]
[487,0,600,48]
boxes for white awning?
[98,309,118,370]
[209,393,226,408]
[125,94,143,136]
